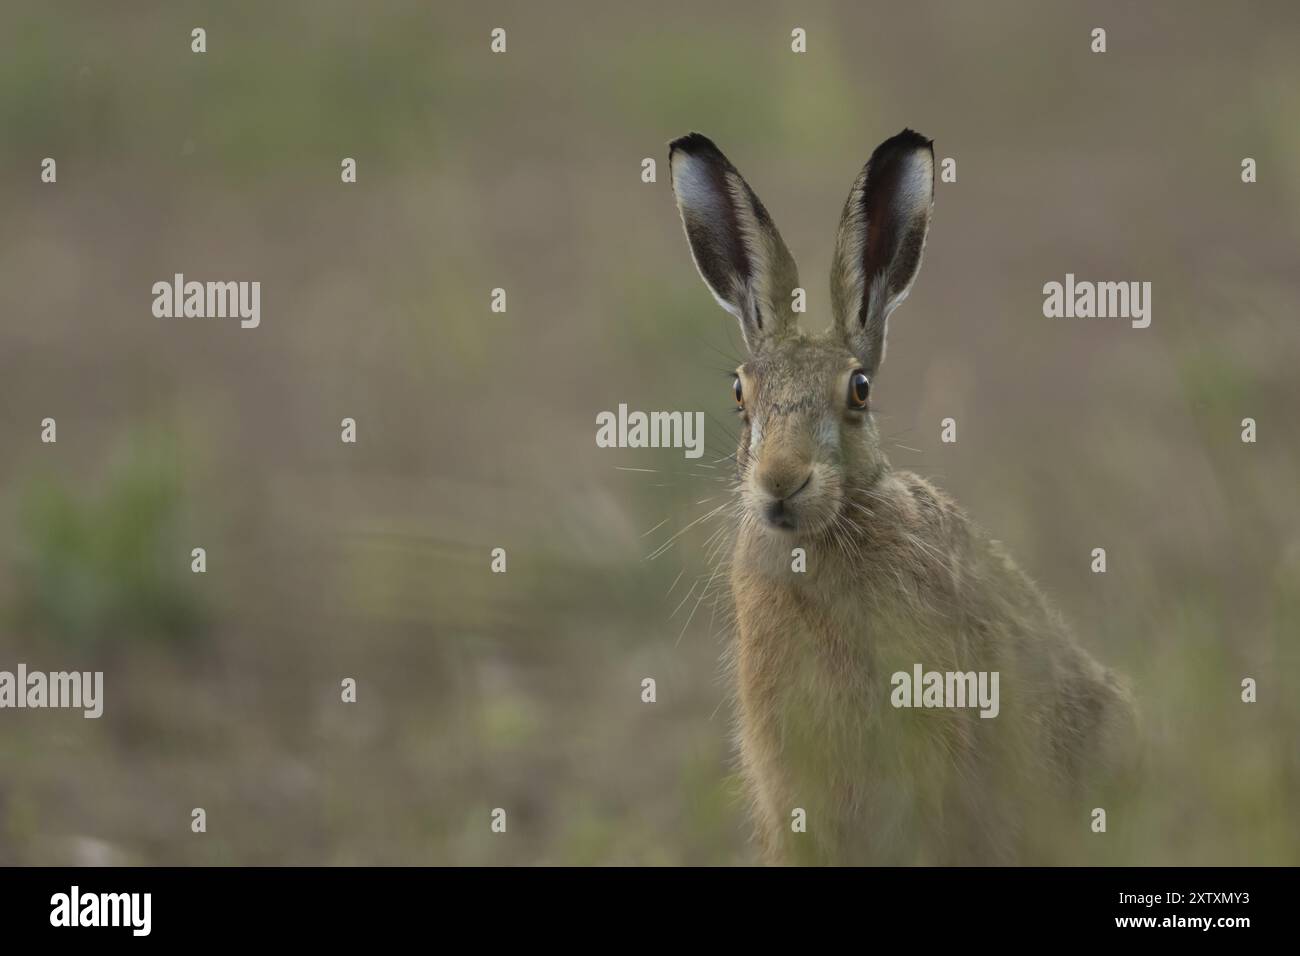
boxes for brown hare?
[668,129,1135,865]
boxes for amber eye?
[848,370,870,409]
[733,377,744,409]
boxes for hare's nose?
[756,461,813,501]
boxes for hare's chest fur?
[729,516,974,863]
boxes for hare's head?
[669,130,935,536]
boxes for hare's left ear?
[830,129,934,377]
[669,133,800,355]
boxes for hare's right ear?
[830,129,934,378]
[669,133,800,354]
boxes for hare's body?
[668,130,1134,864]
[731,461,1131,864]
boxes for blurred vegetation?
[0,0,1297,865]
[12,433,206,650]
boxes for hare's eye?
[848,370,870,409]
[733,377,744,409]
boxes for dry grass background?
[0,0,1297,864]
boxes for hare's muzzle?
[756,463,813,530]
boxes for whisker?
[645,501,730,561]
[670,579,699,619]
[676,561,720,645]
[642,517,670,537]
[664,566,686,599]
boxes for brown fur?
[729,433,1134,864]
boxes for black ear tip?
[890,128,934,153]
[669,131,722,160]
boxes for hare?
[668,130,1135,865]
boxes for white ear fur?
[671,154,747,322]
[831,130,934,376]
[670,133,800,353]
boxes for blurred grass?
[0,0,1297,865]
[12,432,207,650]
